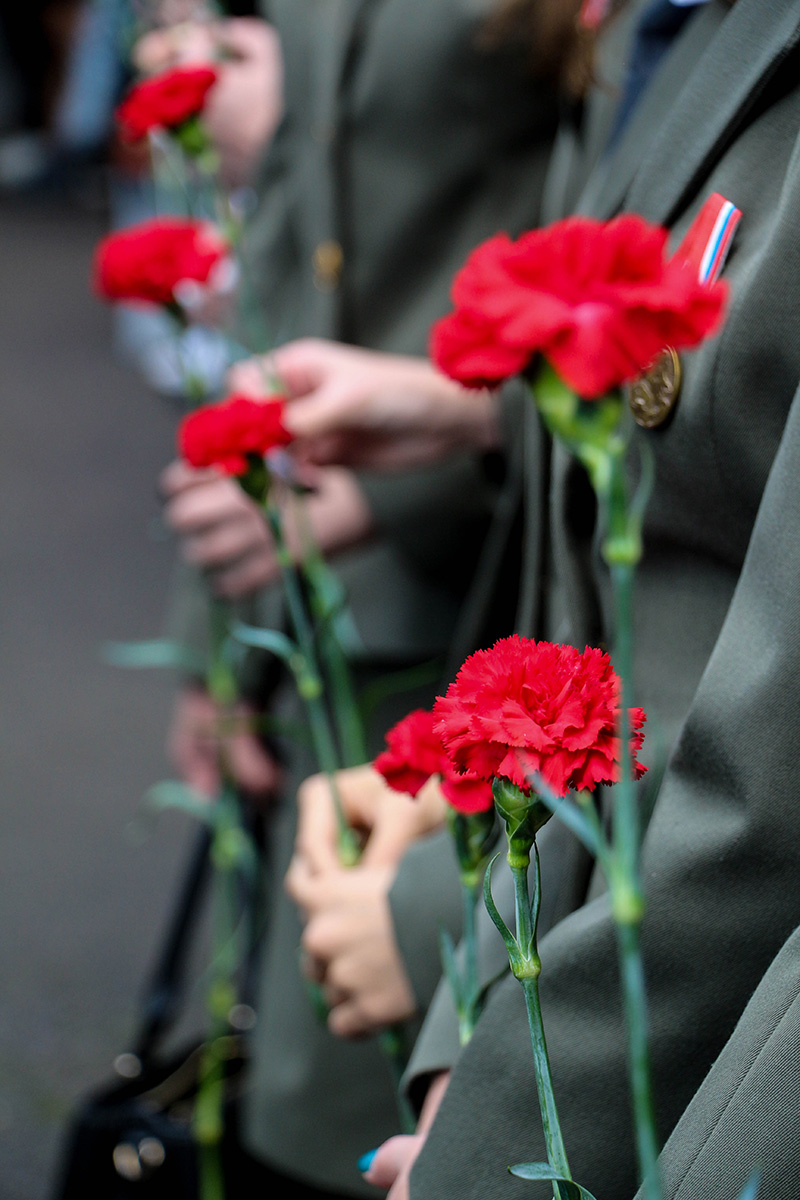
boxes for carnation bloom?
[92,218,229,309]
[116,66,218,142]
[178,394,293,476]
[430,214,727,398]
[374,709,494,815]
[434,636,646,797]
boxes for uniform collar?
[579,0,800,225]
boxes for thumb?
[362,1135,425,1190]
[272,338,336,399]
[360,809,417,868]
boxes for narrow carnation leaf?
[483,854,519,962]
[102,638,206,675]
[735,1170,761,1200]
[509,1164,599,1200]
[145,780,216,826]
[438,926,464,1011]
[528,770,607,862]
[231,620,300,666]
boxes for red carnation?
[375,709,494,815]
[178,394,292,476]
[116,66,218,143]
[93,218,229,309]
[434,636,646,798]
[430,214,726,398]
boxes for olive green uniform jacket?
[407,2,800,1198]
[169,0,560,1192]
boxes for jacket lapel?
[311,0,373,129]
[580,0,800,224]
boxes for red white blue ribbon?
[675,192,742,285]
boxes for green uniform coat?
[407,2,800,1198]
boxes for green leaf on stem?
[509,1163,598,1200]
[527,771,607,863]
[102,638,206,675]
[483,854,519,962]
[438,926,464,1011]
[232,619,320,700]
[145,781,216,825]
[232,620,302,667]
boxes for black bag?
[53,825,260,1200]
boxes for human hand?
[160,459,374,600]
[289,765,448,877]
[167,683,281,799]
[228,340,502,471]
[133,18,283,185]
[287,856,417,1036]
[361,1071,451,1199]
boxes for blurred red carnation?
[178,394,293,476]
[430,214,726,398]
[116,66,218,142]
[92,218,229,308]
[434,635,646,797]
[375,709,494,815]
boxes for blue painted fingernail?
[358,1150,378,1174]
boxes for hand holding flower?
[228,339,501,471]
[290,765,448,879]
[161,459,374,599]
[287,855,417,1037]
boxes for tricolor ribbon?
[674,192,742,285]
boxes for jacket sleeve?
[636,921,800,1200]
[409,378,800,1200]
[388,829,463,1014]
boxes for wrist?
[429,367,501,451]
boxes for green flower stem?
[459,876,481,1045]
[192,788,243,1200]
[197,1141,225,1200]
[378,1026,417,1134]
[293,494,368,767]
[190,601,241,1200]
[264,491,412,1123]
[616,913,660,1200]
[263,499,360,864]
[604,453,661,1200]
[510,844,571,1200]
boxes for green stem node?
[510,848,571,1200]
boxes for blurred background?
[0,4,213,1195]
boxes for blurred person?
[0,0,82,187]
[152,1,584,1197]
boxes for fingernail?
[358,1150,378,1175]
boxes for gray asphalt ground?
[0,193,197,1199]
